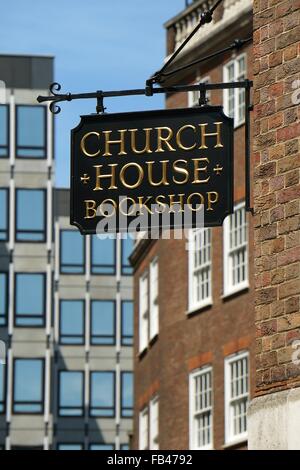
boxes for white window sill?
[186,299,212,316]
[138,346,148,357]
[191,445,214,451]
[234,119,245,130]
[223,434,248,449]
[222,282,249,300]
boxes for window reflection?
[16,189,45,241]
[90,372,115,417]
[91,236,115,274]
[121,301,133,346]
[91,300,115,345]
[13,359,44,413]
[15,273,45,326]
[59,371,84,416]
[16,105,46,158]
[60,230,85,274]
[60,300,85,345]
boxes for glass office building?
[0,54,133,450]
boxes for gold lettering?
[119,197,137,216]
[199,122,223,149]
[155,127,176,153]
[147,160,170,187]
[173,159,189,185]
[93,164,118,191]
[137,196,154,215]
[155,195,167,213]
[120,163,144,189]
[98,199,117,218]
[103,129,127,156]
[80,132,100,157]
[207,191,219,211]
[84,200,97,219]
[130,128,153,154]
[168,193,185,213]
[192,158,210,184]
[176,125,196,151]
[187,193,205,211]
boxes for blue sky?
[1,0,184,186]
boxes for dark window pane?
[16,106,46,158]
[0,364,5,413]
[60,300,84,345]
[0,189,8,240]
[59,371,83,416]
[121,372,133,418]
[121,301,133,346]
[91,301,115,345]
[15,274,44,326]
[0,105,8,158]
[58,444,83,450]
[91,236,115,274]
[90,444,114,450]
[90,372,114,417]
[0,273,7,326]
[13,359,44,413]
[60,231,85,274]
[121,237,133,275]
[16,190,45,241]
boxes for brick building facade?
[248,0,300,449]
[131,0,256,450]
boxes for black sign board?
[70,106,233,234]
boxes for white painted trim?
[139,272,149,353]
[149,395,159,450]
[84,360,89,423]
[9,93,15,166]
[116,291,121,353]
[46,179,52,251]
[46,107,52,167]
[149,257,159,341]
[223,53,247,128]
[85,291,90,353]
[188,228,212,312]
[139,406,149,450]
[54,221,59,281]
[189,365,213,450]
[46,264,52,336]
[54,291,59,343]
[223,201,248,297]
[115,362,121,427]
[44,348,51,424]
[186,299,212,316]
[9,179,15,252]
[224,350,249,445]
[5,348,13,424]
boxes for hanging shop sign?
[70,106,234,234]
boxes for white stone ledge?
[248,387,300,450]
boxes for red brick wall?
[132,43,255,450]
[253,0,300,396]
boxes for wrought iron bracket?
[37,79,253,214]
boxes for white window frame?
[223,53,246,127]
[139,406,149,450]
[188,76,211,108]
[188,228,212,313]
[149,395,159,450]
[189,366,213,450]
[223,201,248,297]
[149,258,159,340]
[224,351,249,446]
[139,272,149,353]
